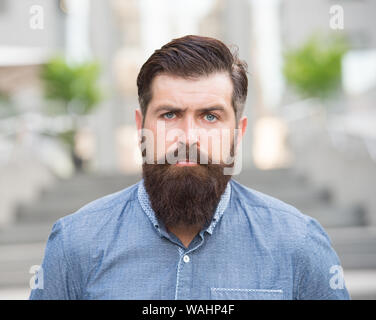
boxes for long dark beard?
[142,144,234,230]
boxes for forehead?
[148,72,233,110]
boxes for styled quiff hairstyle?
[137,35,248,124]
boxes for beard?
[142,142,234,231]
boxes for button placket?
[175,236,207,300]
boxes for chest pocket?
[211,288,284,300]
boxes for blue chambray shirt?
[29,178,350,300]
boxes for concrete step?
[16,192,121,223]
[232,176,334,209]
[338,253,376,270]
[302,205,367,228]
[0,223,52,245]
[235,168,307,182]
[326,226,376,248]
[326,227,376,269]
[43,173,141,193]
[0,242,45,288]
[16,174,141,223]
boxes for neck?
[166,223,203,248]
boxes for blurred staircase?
[0,173,141,289]
[1,169,375,298]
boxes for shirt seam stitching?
[246,204,304,218]
[76,197,137,217]
[211,288,283,293]
[295,218,309,300]
[175,247,184,300]
[70,184,139,218]
[59,219,81,299]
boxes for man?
[30,35,350,300]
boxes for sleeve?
[29,219,81,300]
[294,217,351,300]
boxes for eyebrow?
[154,105,226,114]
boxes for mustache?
[159,143,211,165]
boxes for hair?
[136,35,248,125]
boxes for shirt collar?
[137,178,232,236]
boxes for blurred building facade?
[279,0,376,226]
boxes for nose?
[178,115,200,148]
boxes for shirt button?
[183,255,190,263]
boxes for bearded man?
[30,35,350,300]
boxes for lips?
[176,160,198,166]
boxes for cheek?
[140,127,157,163]
[198,129,234,162]
[145,120,173,155]
[152,126,182,160]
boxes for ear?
[135,108,143,131]
[135,109,143,146]
[236,115,247,147]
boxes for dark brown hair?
[136,35,248,124]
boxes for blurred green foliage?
[41,56,102,115]
[57,129,75,149]
[0,91,14,118]
[40,57,102,170]
[283,34,348,100]
[0,91,8,102]
[0,91,10,106]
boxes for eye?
[163,112,176,119]
[204,113,218,122]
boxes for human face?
[136,72,247,167]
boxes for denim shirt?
[29,178,350,300]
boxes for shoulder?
[51,180,141,253]
[230,178,312,227]
[60,180,140,224]
[229,178,332,249]
[229,179,349,299]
